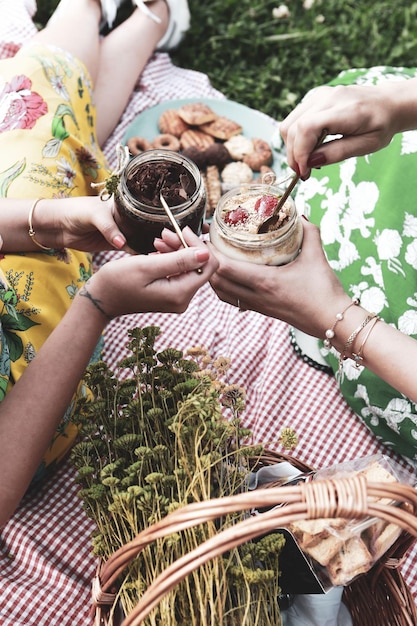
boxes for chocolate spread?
[126,161,196,207]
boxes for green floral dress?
[0,44,109,481]
[295,66,417,461]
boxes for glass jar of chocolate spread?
[209,182,303,265]
[114,149,207,254]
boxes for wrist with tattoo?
[79,284,112,321]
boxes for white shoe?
[134,0,191,50]
[100,0,128,28]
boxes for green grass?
[35,0,417,121]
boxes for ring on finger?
[237,298,246,313]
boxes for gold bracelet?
[28,198,53,251]
[351,315,380,368]
[337,312,377,382]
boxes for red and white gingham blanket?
[0,3,416,625]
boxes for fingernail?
[113,234,126,249]
[195,249,209,262]
[307,151,326,168]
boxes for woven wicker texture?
[93,455,417,626]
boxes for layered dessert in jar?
[114,149,207,254]
[209,183,303,265]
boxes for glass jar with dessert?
[114,149,207,254]
[209,182,303,265]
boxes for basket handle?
[93,476,417,626]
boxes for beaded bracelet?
[28,198,53,251]
[323,297,360,350]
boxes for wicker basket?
[92,452,417,626]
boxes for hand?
[42,196,127,251]
[86,228,218,317]
[280,83,399,180]
[209,219,349,338]
[153,227,185,253]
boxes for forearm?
[381,76,417,134]
[0,238,216,524]
[326,303,417,403]
[0,196,104,252]
[0,292,107,526]
[362,321,417,402]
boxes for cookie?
[289,518,346,549]
[205,165,222,218]
[177,102,217,126]
[180,128,215,150]
[371,522,402,561]
[303,531,347,567]
[199,116,242,141]
[204,143,232,168]
[326,537,372,586]
[152,133,181,151]
[221,161,253,186]
[127,136,152,156]
[158,109,189,137]
[243,138,273,171]
[224,134,254,160]
[152,133,180,152]
[181,146,208,170]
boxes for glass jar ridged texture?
[114,149,207,254]
[209,183,303,265]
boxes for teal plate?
[122,97,284,175]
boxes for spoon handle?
[160,193,189,248]
[257,129,328,234]
[275,128,328,213]
[160,192,203,274]
[272,171,299,215]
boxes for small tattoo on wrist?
[79,285,112,321]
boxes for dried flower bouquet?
[71,326,289,626]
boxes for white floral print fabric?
[296,66,417,460]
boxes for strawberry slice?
[224,206,249,225]
[254,195,278,219]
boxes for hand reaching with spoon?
[257,128,327,234]
[279,80,417,179]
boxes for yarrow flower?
[213,356,231,375]
[221,384,247,413]
[185,345,209,358]
[279,427,298,450]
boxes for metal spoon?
[160,193,203,274]
[257,129,328,234]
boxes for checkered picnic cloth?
[0,3,416,625]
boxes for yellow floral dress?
[0,44,109,482]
